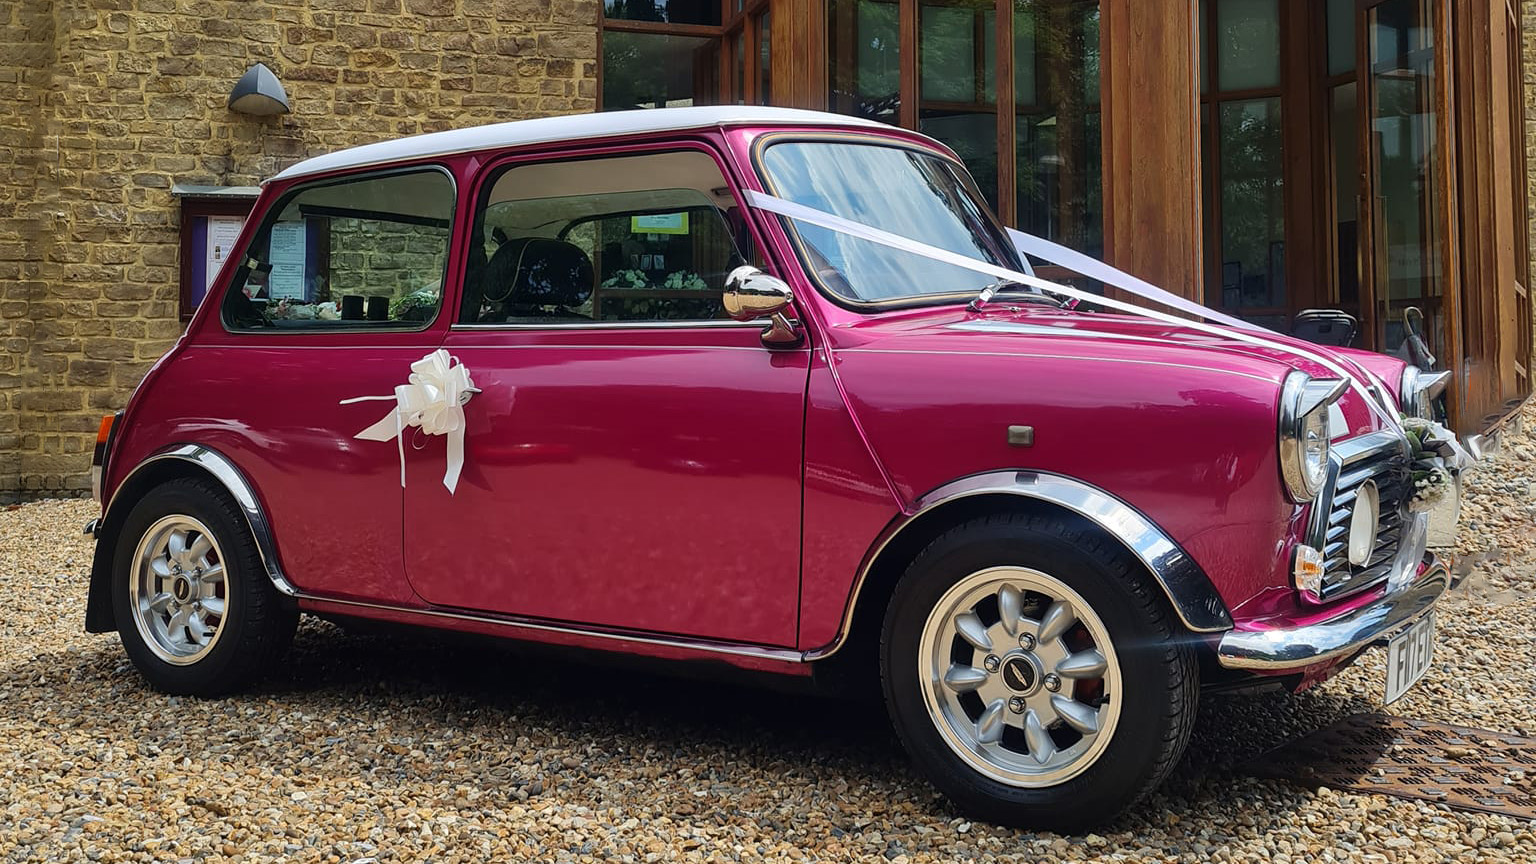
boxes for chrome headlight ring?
[1278,371,1347,503]
[1398,365,1452,420]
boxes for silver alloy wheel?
[129,514,229,666]
[918,566,1122,787]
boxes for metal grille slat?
[1311,447,1410,601]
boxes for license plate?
[1384,613,1435,704]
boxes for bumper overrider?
[1215,510,1448,671]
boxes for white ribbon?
[744,190,1402,431]
[340,349,479,493]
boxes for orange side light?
[96,414,115,446]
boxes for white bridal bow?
[340,349,479,493]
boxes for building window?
[827,0,1102,249]
[828,0,901,123]
[1200,0,1285,327]
[602,32,719,110]
[600,0,770,111]
[1014,0,1101,257]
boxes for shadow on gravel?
[12,620,1373,837]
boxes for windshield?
[756,139,1023,305]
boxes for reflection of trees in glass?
[604,0,719,25]
[829,0,901,121]
[1218,99,1283,307]
[1015,0,1100,254]
[602,32,710,110]
[606,0,661,21]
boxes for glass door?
[1357,0,1453,359]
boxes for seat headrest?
[485,237,594,309]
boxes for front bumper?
[1215,552,1449,671]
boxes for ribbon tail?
[394,411,406,488]
[355,410,403,442]
[443,423,464,494]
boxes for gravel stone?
[3,406,1536,861]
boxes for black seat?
[478,237,594,323]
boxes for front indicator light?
[1294,543,1325,599]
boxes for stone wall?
[0,0,597,500]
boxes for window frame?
[451,139,772,332]
[218,164,459,336]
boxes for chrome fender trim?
[105,444,300,598]
[807,470,1234,660]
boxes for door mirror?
[723,265,801,345]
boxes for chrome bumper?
[1215,554,1449,671]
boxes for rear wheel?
[112,477,296,696]
[881,512,1197,831]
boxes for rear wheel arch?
[86,446,293,633]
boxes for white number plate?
[1384,613,1435,705]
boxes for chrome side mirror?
[723,265,801,346]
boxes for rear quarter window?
[221,168,455,331]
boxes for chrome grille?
[1309,436,1411,601]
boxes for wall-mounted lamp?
[228,63,290,116]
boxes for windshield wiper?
[968,280,1065,312]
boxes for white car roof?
[267,107,897,185]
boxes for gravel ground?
[3,411,1535,862]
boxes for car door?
[167,166,461,605]
[401,143,809,647]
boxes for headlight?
[1278,372,1347,502]
[1398,365,1451,420]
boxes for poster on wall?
[204,216,245,293]
[267,222,308,299]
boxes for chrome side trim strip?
[1216,553,1446,671]
[109,446,803,664]
[105,445,300,598]
[805,470,1234,660]
[298,594,806,664]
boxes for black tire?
[880,511,1197,832]
[111,477,296,696]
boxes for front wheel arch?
[812,489,1222,696]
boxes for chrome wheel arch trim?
[806,470,1234,661]
[103,444,300,598]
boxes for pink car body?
[86,107,1448,694]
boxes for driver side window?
[461,150,757,325]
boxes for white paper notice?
[205,216,244,292]
[268,222,307,299]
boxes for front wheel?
[112,477,296,696]
[881,512,1197,832]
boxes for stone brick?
[2,0,596,497]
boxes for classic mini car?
[86,107,1463,831]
